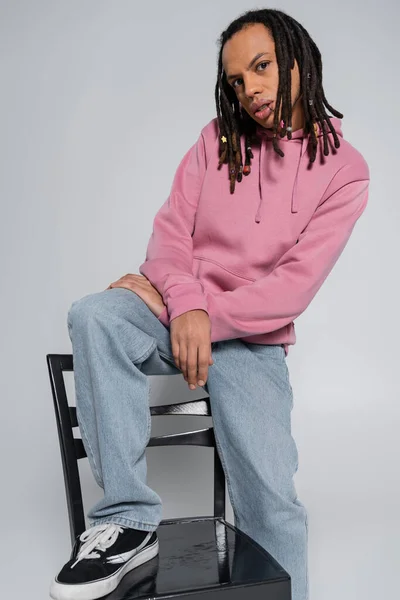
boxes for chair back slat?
[74,438,87,460]
[148,427,215,447]
[69,397,212,426]
[69,407,78,428]
[150,398,211,416]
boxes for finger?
[197,343,210,386]
[128,274,143,282]
[187,343,199,388]
[171,338,181,371]
[180,344,188,382]
[128,274,148,285]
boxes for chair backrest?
[46,353,226,547]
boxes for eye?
[232,61,271,88]
[232,78,243,89]
[257,61,270,71]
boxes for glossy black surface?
[104,517,290,600]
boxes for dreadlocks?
[215,8,343,193]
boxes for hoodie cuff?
[157,305,170,327]
[166,291,209,323]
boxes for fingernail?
[189,384,196,390]
[198,380,205,386]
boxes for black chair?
[47,353,291,599]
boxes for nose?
[242,74,264,100]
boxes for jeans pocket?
[246,342,285,362]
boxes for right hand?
[170,310,214,390]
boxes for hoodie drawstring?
[255,138,265,223]
[255,125,317,222]
[290,135,309,214]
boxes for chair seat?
[104,517,291,600]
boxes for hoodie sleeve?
[204,167,370,342]
[139,130,210,326]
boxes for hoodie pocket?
[193,255,255,294]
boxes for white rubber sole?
[49,538,159,600]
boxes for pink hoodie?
[139,116,370,356]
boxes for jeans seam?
[89,516,158,530]
[284,363,294,410]
[135,339,158,364]
[212,423,242,529]
[145,374,153,442]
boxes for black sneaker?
[49,523,159,600]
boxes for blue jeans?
[67,287,309,600]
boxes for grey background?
[1,0,399,598]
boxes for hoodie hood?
[253,117,343,222]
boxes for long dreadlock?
[215,8,343,194]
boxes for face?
[222,23,305,131]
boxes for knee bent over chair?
[46,353,291,599]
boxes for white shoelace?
[70,524,125,569]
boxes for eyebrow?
[225,52,273,81]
